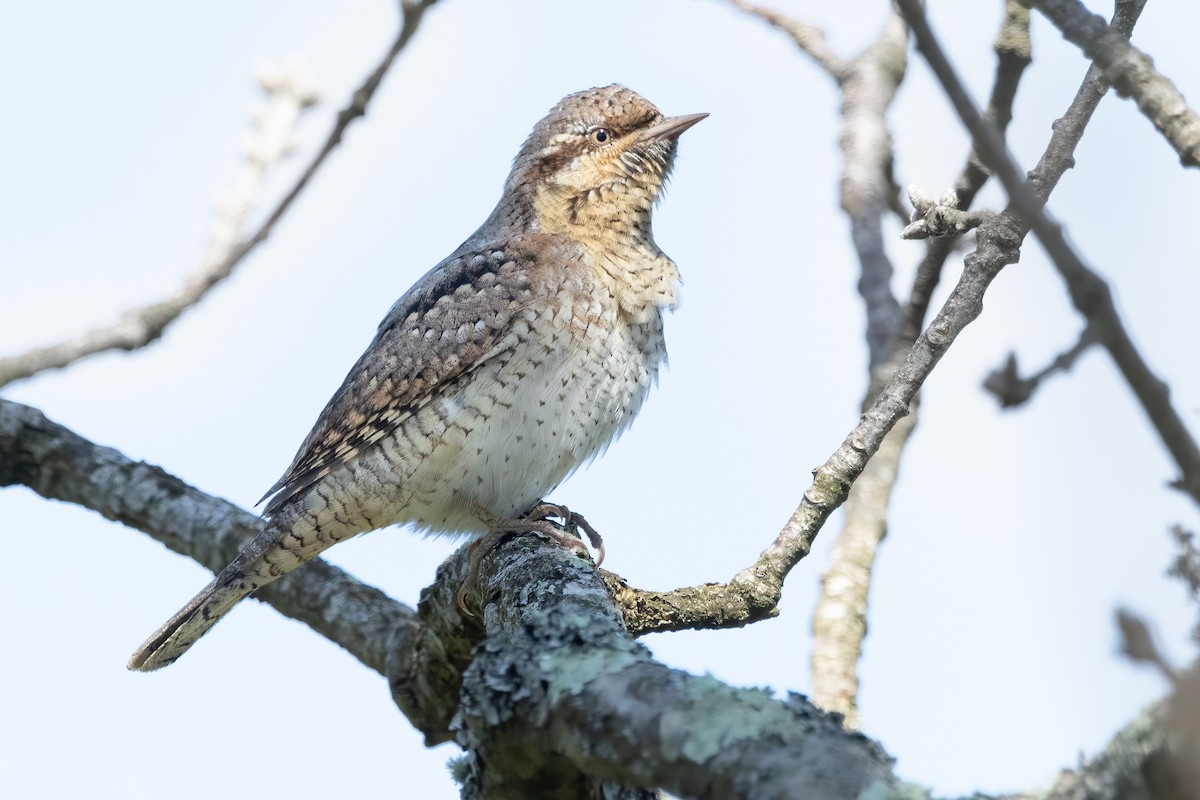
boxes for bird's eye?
[589,127,612,145]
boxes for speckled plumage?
[129,85,705,671]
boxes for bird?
[128,85,706,671]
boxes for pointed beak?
[640,112,709,142]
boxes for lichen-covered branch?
[1024,0,1200,167]
[0,396,492,746]
[456,533,897,798]
[0,398,418,678]
[1029,701,1174,800]
[899,0,1200,508]
[4,384,1191,797]
[0,0,438,389]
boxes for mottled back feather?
[259,234,577,515]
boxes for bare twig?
[811,3,1034,731]
[983,327,1098,408]
[0,0,438,389]
[610,201,1027,636]
[1024,0,1200,167]
[897,0,1200,507]
[609,0,1156,644]
[898,0,1033,348]
[733,1,907,369]
[727,0,848,77]
[727,1,909,728]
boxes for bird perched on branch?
[129,85,705,671]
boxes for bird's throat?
[531,183,679,321]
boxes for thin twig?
[812,3,1031,729]
[727,0,848,78]
[609,0,1159,639]
[610,208,1025,634]
[982,326,1099,408]
[723,2,909,727]
[898,0,1033,348]
[0,0,439,388]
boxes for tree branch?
[4,375,1190,796]
[678,1,1036,729]
[0,0,438,389]
[810,2,1036,730]
[1024,0,1200,167]
[898,0,1033,348]
[608,204,1028,639]
[456,534,897,798]
[0,398,418,677]
[723,1,909,730]
[898,0,1200,508]
[836,9,909,369]
[0,395,497,746]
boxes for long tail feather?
[128,515,328,671]
[127,571,252,671]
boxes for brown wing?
[259,236,567,516]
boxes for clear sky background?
[3,1,1199,798]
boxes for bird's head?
[506,85,706,236]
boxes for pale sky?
[4,1,1199,798]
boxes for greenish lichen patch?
[676,676,795,764]
[542,645,642,704]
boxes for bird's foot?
[455,503,605,613]
[523,502,605,566]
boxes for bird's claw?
[455,502,606,614]
[524,502,605,566]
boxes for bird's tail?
[126,569,251,672]
[128,515,328,672]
